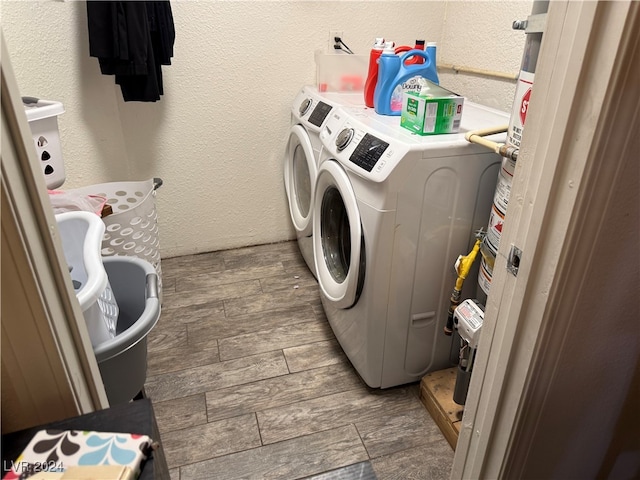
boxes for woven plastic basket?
[70,178,163,295]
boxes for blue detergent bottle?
[374,42,439,116]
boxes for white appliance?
[313,103,508,388]
[284,86,361,277]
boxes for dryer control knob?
[336,128,354,151]
[299,98,312,116]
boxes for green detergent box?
[400,81,464,135]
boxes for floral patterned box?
[2,429,154,480]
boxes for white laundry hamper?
[69,178,164,297]
[56,211,161,405]
[56,211,119,347]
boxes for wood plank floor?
[145,241,454,480]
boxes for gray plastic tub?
[93,256,160,405]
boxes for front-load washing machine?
[313,103,508,388]
[284,86,361,278]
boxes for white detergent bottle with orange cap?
[374,42,439,116]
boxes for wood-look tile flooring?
[145,241,454,480]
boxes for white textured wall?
[2,0,530,258]
[439,1,534,111]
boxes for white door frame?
[1,33,108,432]
[452,1,639,477]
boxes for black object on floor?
[303,461,378,480]
[1,398,170,480]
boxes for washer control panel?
[349,133,389,172]
[308,101,332,127]
[292,88,334,131]
[320,107,411,182]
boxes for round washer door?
[285,124,317,236]
[313,160,365,309]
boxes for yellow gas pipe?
[444,126,516,336]
[444,237,482,335]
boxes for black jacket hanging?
[87,1,175,102]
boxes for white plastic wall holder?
[23,97,66,189]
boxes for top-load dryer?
[284,86,361,278]
[313,103,509,388]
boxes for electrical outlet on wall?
[329,30,344,52]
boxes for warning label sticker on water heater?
[508,71,535,149]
